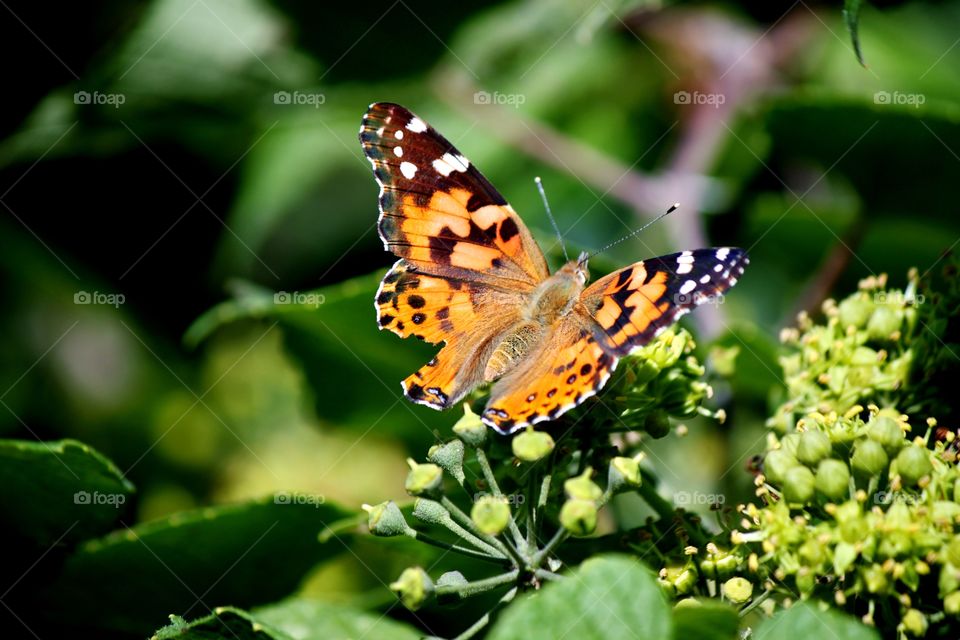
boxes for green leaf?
[41,494,352,635]
[253,598,421,640]
[0,439,135,548]
[672,599,740,640]
[843,0,866,67]
[152,607,291,640]
[488,555,671,640]
[188,271,441,445]
[753,603,879,640]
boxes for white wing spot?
[714,264,724,273]
[400,161,417,179]
[393,146,403,158]
[700,274,711,284]
[432,157,454,176]
[716,248,730,260]
[406,117,427,133]
[394,130,404,140]
[679,280,697,295]
[677,262,693,274]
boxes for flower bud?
[946,536,960,567]
[945,591,960,617]
[471,495,511,535]
[560,499,597,536]
[895,445,933,487]
[659,565,697,596]
[390,567,434,611]
[644,410,671,438]
[722,577,753,604]
[901,608,927,637]
[512,429,555,462]
[763,448,799,485]
[796,430,832,466]
[838,296,872,328]
[412,498,449,525]
[435,571,468,605]
[363,501,411,537]
[405,460,444,498]
[863,564,888,594]
[564,468,603,501]
[783,465,816,504]
[452,404,487,447]
[851,439,889,477]
[815,458,850,501]
[866,305,902,340]
[608,456,642,492]
[428,439,465,484]
[868,416,904,454]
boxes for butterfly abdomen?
[484,323,544,382]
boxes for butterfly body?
[360,103,749,434]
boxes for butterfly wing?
[376,259,523,409]
[481,248,749,432]
[583,248,749,356]
[483,309,617,434]
[360,102,548,287]
[361,103,548,410]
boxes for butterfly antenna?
[586,202,680,261]
[536,177,569,262]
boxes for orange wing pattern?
[582,248,749,357]
[360,102,548,288]
[483,310,617,434]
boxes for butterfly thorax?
[482,261,588,382]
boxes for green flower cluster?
[583,328,721,436]
[362,327,723,639]
[723,269,960,637]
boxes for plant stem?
[451,586,518,640]
[441,496,525,566]
[476,448,526,547]
[532,526,569,567]
[638,469,708,548]
[436,570,520,599]
[534,568,565,582]
[412,531,511,565]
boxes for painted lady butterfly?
[360,103,748,434]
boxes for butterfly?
[359,102,748,434]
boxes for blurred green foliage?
[2,0,960,637]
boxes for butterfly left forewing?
[360,102,548,288]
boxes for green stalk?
[476,448,526,547]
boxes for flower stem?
[450,586,518,640]
[436,570,520,599]
[441,496,525,566]
[476,448,526,548]
[532,526,569,567]
[412,531,511,564]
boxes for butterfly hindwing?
[582,248,749,357]
[482,310,618,434]
[360,102,548,287]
